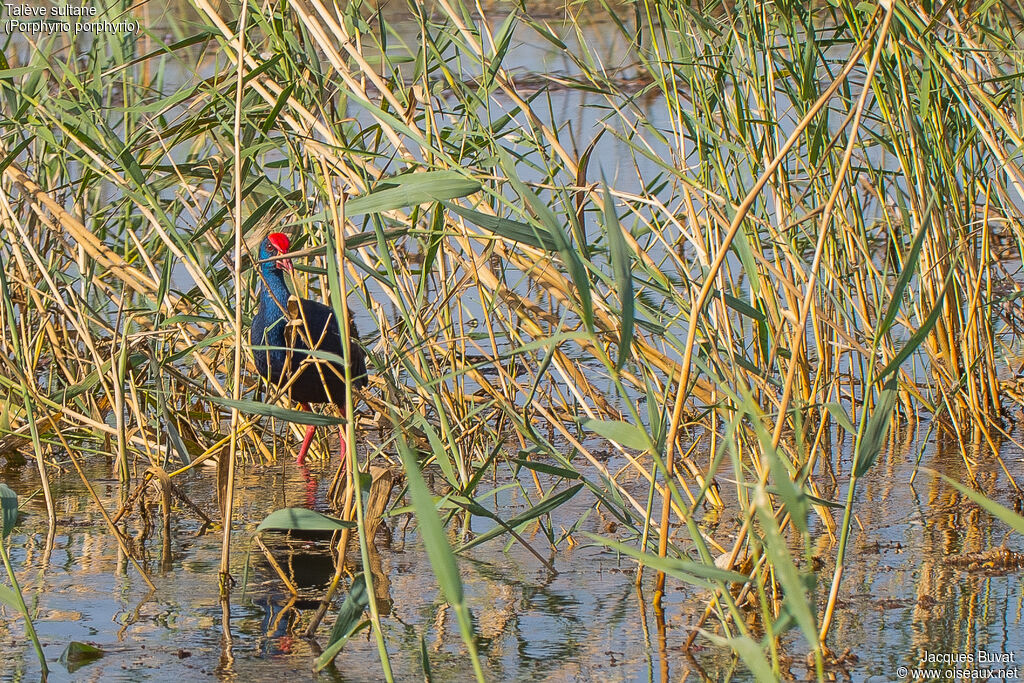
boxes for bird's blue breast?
[251,305,286,378]
[251,262,292,381]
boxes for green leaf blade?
[0,483,16,538]
[582,419,650,451]
[255,508,356,533]
[602,182,635,371]
[347,171,481,216]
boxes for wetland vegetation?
[2,0,1024,680]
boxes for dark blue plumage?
[250,232,367,463]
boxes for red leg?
[296,402,316,465]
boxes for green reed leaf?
[585,534,749,589]
[854,376,899,478]
[346,171,481,216]
[256,508,355,532]
[207,395,345,425]
[934,472,1024,536]
[314,574,371,670]
[583,419,650,451]
[603,181,635,371]
[0,483,16,538]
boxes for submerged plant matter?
[1,0,1024,678]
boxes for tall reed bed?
[1,0,1023,678]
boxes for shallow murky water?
[1,422,1023,682]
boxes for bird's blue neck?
[257,261,291,343]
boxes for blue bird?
[250,232,368,464]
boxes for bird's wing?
[284,296,367,388]
[284,296,337,354]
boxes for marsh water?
[1,423,1023,681]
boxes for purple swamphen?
[251,232,368,464]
